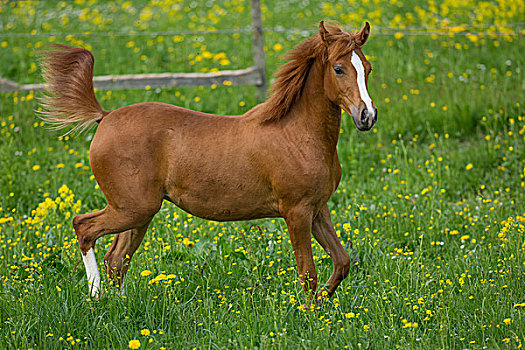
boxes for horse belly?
[165,169,279,221]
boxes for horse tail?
[39,44,108,134]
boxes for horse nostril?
[361,108,368,123]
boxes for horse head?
[319,21,378,131]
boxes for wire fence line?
[1,13,522,93]
[0,0,268,97]
[0,22,523,38]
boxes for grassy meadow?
[1,0,524,348]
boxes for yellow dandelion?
[140,328,150,336]
[129,339,141,349]
[140,270,152,277]
[182,238,194,246]
[465,163,473,170]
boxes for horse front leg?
[312,204,351,301]
[283,206,318,300]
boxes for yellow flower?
[213,52,226,60]
[394,32,404,40]
[32,164,40,171]
[182,238,195,246]
[140,270,152,277]
[129,339,141,349]
[345,312,355,318]
[140,328,150,336]
[148,273,171,284]
[273,43,283,51]
[503,318,511,325]
[465,163,473,170]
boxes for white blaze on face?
[350,51,374,112]
[82,248,101,297]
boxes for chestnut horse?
[40,21,377,300]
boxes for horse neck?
[287,59,342,154]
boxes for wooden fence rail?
[0,0,268,101]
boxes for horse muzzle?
[345,105,377,131]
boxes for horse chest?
[271,145,341,204]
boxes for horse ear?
[356,21,370,47]
[319,21,330,46]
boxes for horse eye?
[334,67,344,75]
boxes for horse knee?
[72,214,86,233]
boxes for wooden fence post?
[250,0,267,102]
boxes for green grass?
[1,0,524,349]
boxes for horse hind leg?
[74,134,165,296]
[73,209,107,297]
[73,204,160,297]
[104,220,151,293]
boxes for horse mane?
[259,22,358,123]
